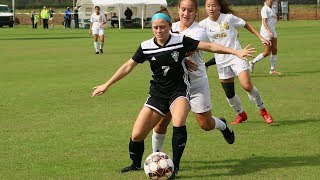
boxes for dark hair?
[95,6,100,10]
[178,0,199,12]
[155,7,172,25]
[217,0,234,14]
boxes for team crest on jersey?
[171,51,179,62]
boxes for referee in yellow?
[41,6,49,29]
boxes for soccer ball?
[144,152,174,180]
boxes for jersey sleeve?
[192,28,209,42]
[182,36,200,53]
[261,7,268,19]
[132,45,146,63]
[231,14,246,28]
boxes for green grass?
[0,21,320,179]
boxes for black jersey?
[132,34,199,98]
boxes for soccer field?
[0,20,319,179]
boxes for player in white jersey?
[200,0,273,124]
[249,0,281,74]
[89,6,106,54]
[151,0,235,164]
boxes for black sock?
[172,126,187,170]
[205,58,216,67]
[129,138,144,168]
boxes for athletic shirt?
[261,4,277,31]
[132,34,200,98]
[199,13,246,67]
[90,13,106,28]
[171,21,208,82]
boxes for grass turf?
[0,20,319,179]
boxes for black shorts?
[144,90,190,116]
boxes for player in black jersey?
[91,11,255,175]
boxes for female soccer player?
[151,2,235,173]
[249,0,281,74]
[91,10,254,175]
[89,6,106,54]
[199,0,273,124]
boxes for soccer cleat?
[95,52,99,54]
[219,117,235,144]
[100,49,103,54]
[168,167,179,180]
[231,111,248,124]
[260,109,273,124]
[249,61,255,73]
[120,164,141,173]
[269,70,281,75]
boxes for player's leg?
[270,37,281,74]
[92,31,99,54]
[121,106,164,173]
[99,29,104,53]
[152,113,171,152]
[249,32,272,73]
[237,69,273,124]
[219,66,247,124]
[170,97,190,174]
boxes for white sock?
[152,130,166,153]
[270,54,277,71]
[100,42,104,49]
[227,95,244,114]
[212,117,226,131]
[247,86,265,109]
[94,41,98,52]
[252,53,264,64]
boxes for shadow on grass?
[251,70,320,78]
[0,36,91,41]
[180,154,320,178]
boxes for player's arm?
[197,42,256,61]
[244,23,271,45]
[262,18,273,38]
[92,59,138,97]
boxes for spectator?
[111,12,119,28]
[40,6,49,29]
[49,7,55,29]
[34,13,39,29]
[31,11,35,28]
[74,7,79,28]
[124,7,133,20]
[64,7,72,29]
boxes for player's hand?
[268,31,274,38]
[88,30,92,35]
[261,37,271,46]
[92,84,109,97]
[185,59,198,72]
[236,44,256,61]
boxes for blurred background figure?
[31,11,35,28]
[124,7,132,20]
[74,7,79,28]
[111,12,119,28]
[49,7,55,29]
[64,7,72,29]
[40,6,49,29]
[33,12,39,29]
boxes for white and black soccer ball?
[144,152,174,180]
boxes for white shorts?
[189,76,212,113]
[260,29,277,40]
[92,27,104,36]
[217,57,249,80]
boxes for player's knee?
[221,82,235,99]
[243,83,253,92]
[131,132,145,142]
[154,124,168,134]
[263,50,271,57]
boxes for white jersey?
[171,21,208,82]
[199,13,246,68]
[261,4,277,31]
[90,13,106,28]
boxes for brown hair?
[155,7,172,25]
[178,0,199,12]
[207,0,234,14]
